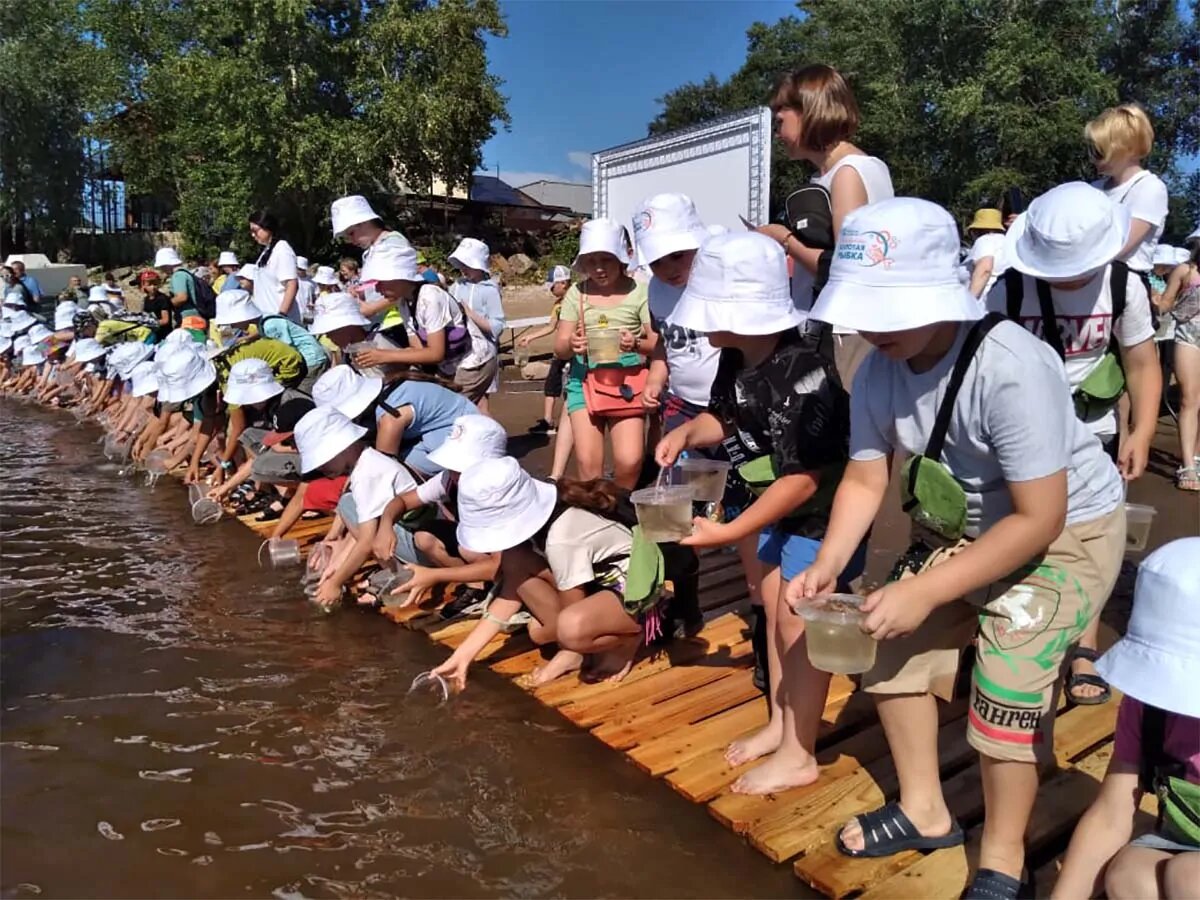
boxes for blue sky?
[477,0,797,187]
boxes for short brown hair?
[769,64,860,152]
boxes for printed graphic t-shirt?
[560,281,650,372]
[649,277,720,407]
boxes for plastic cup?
[676,457,731,503]
[630,485,696,543]
[189,484,222,525]
[1124,502,1157,553]
[513,344,531,368]
[586,327,623,364]
[259,538,301,569]
[346,340,385,379]
[102,433,130,462]
[307,543,333,576]
[797,594,877,675]
[408,671,450,704]
[145,449,171,474]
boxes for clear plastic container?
[102,433,130,462]
[145,449,171,474]
[188,485,222,525]
[306,543,333,577]
[259,538,301,569]
[513,344,531,368]
[345,340,386,379]
[408,671,450,704]
[676,457,731,502]
[797,593,877,675]
[586,327,623,365]
[1124,502,1157,552]
[630,485,696,542]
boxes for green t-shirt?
[559,280,649,369]
[169,269,199,320]
[215,336,304,392]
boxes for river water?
[0,402,796,899]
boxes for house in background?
[517,180,592,217]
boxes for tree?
[650,0,1199,226]
[84,0,509,258]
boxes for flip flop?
[962,867,1034,900]
[1065,646,1112,706]
[835,801,965,858]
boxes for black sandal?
[1065,646,1112,706]
[835,801,965,858]
[254,502,285,523]
[962,867,1034,900]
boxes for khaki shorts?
[454,355,499,402]
[862,505,1126,763]
[833,333,873,393]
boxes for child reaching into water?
[1053,537,1199,899]
[791,198,1126,899]
[654,231,856,795]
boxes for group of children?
[2,64,1197,900]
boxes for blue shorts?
[757,526,867,583]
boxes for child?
[1155,239,1200,491]
[987,182,1160,704]
[520,264,571,435]
[794,198,1126,899]
[655,231,855,794]
[1052,537,1199,899]
[448,238,506,412]
[964,207,1006,299]
[554,219,652,488]
[211,288,329,394]
[307,289,371,363]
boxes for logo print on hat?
[632,209,653,235]
[837,229,900,269]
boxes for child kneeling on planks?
[790,198,1127,900]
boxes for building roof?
[469,175,542,207]
[517,180,592,216]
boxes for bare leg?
[1175,342,1200,468]
[569,408,605,481]
[475,394,490,416]
[550,402,575,480]
[726,564,785,765]
[556,590,642,683]
[1105,844,1174,900]
[1163,848,1200,899]
[541,395,555,424]
[502,546,583,684]
[1070,620,1106,701]
[609,415,646,490]
[978,756,1038,879]
[838,692,953,850]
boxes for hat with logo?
[545,265,573,285]
[311,364,382,419]
[156,344,217,403]
[573,218,630,269]
[309,291,370,335]
[427,414,510,473]
[154,247,183,268]
[54,302,79,331]
[313,265,340,286]
[1096,537,1200,717]
[456,456,558,553]
[671,231,802,336]
[224,357,285,406]
[330,195,382,238]
[632,193,706,266]
[217,251,239,268]
[448,237,491,275]
[1004,182,1130,280]
[968,208,1004,233]
[294,405,368,473]
[810,198,984,333]
[130,360,160,397]
[70,337,107,363]
[235,263,258,282]
[212,289,261,326]
[360,242,420,283]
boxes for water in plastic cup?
[260,538,301,569]
[797,594,877,675]
[676,457,731,503]
[630,485,696,542]
[191,497,222,525]
[145,449,171,475]
[587,327,623,365]
[1123,502,1156,552]
[513,345,531,368]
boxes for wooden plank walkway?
[235,503,1120,898]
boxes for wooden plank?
[629,699,768,777]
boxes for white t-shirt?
[416,470,453,506]
[295,277,317,322]
[792,154,894,332]
[850,319,1123,537]
[542,508,632,591]
[450,279,502,369]
[349,448,419,522]
[253,239,302,323]
[985,266,1154,436]
[649,277,720,407]
[412,284,466,377]
[964,233,1007,304]
[1092,171,1168,273]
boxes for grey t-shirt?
[850,319,1123,536]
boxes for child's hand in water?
[182,464,201,485]
[315,579,343,609]
[432,655,469,693]
[402,565,438,605]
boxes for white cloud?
[567,150,593,171]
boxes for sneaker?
[528,418,557,435]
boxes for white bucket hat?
[87,285,109,305]
[107,341,155,379]
[1096,537,1200,718]
[448,238,491,274]
[311,365,382,419]
[296,256,310,272]
[156,345,217,402]
[1175,247,1192,265]
[810,198,985,333]
[706,224,730,237]
[154,247,183,268]
[71,337,107,363]
[294,406,368,473]
[3,289,26,309]
[330,195,382,238]
[1004,182,1130,280]
[545,265,572,285]
[0,320,11,338]
[54,302,79,331]
[427,414,509,473]
[13,334,30,354]
[313,265,340,286]
[1152,244,1177,267]
[26,323,53,345]
[6,310,36,333]
[235,263,258,282]
[212,289,261,326]
[456,456,558,553]
[1187,224,1200,243]
[130,360,160,397]
[633,193,706,265]
[21,345,46,367]
[224,357,285,406]
[573,218,630,268]
[103,282,124,295]
[309,292,370,335]
[360,243,419,283]
[0,338,10,355]
[217,251,239,268]
[671,231,803,336]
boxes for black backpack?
[782,184,836,300]
[182,269,218,321]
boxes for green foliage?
[650,0,1199,225]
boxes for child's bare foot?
[583,640,639,683]
[725,721,782,767]
[730,751,820,795]
[529,649,583,686]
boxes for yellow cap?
[968,208,1003,233]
